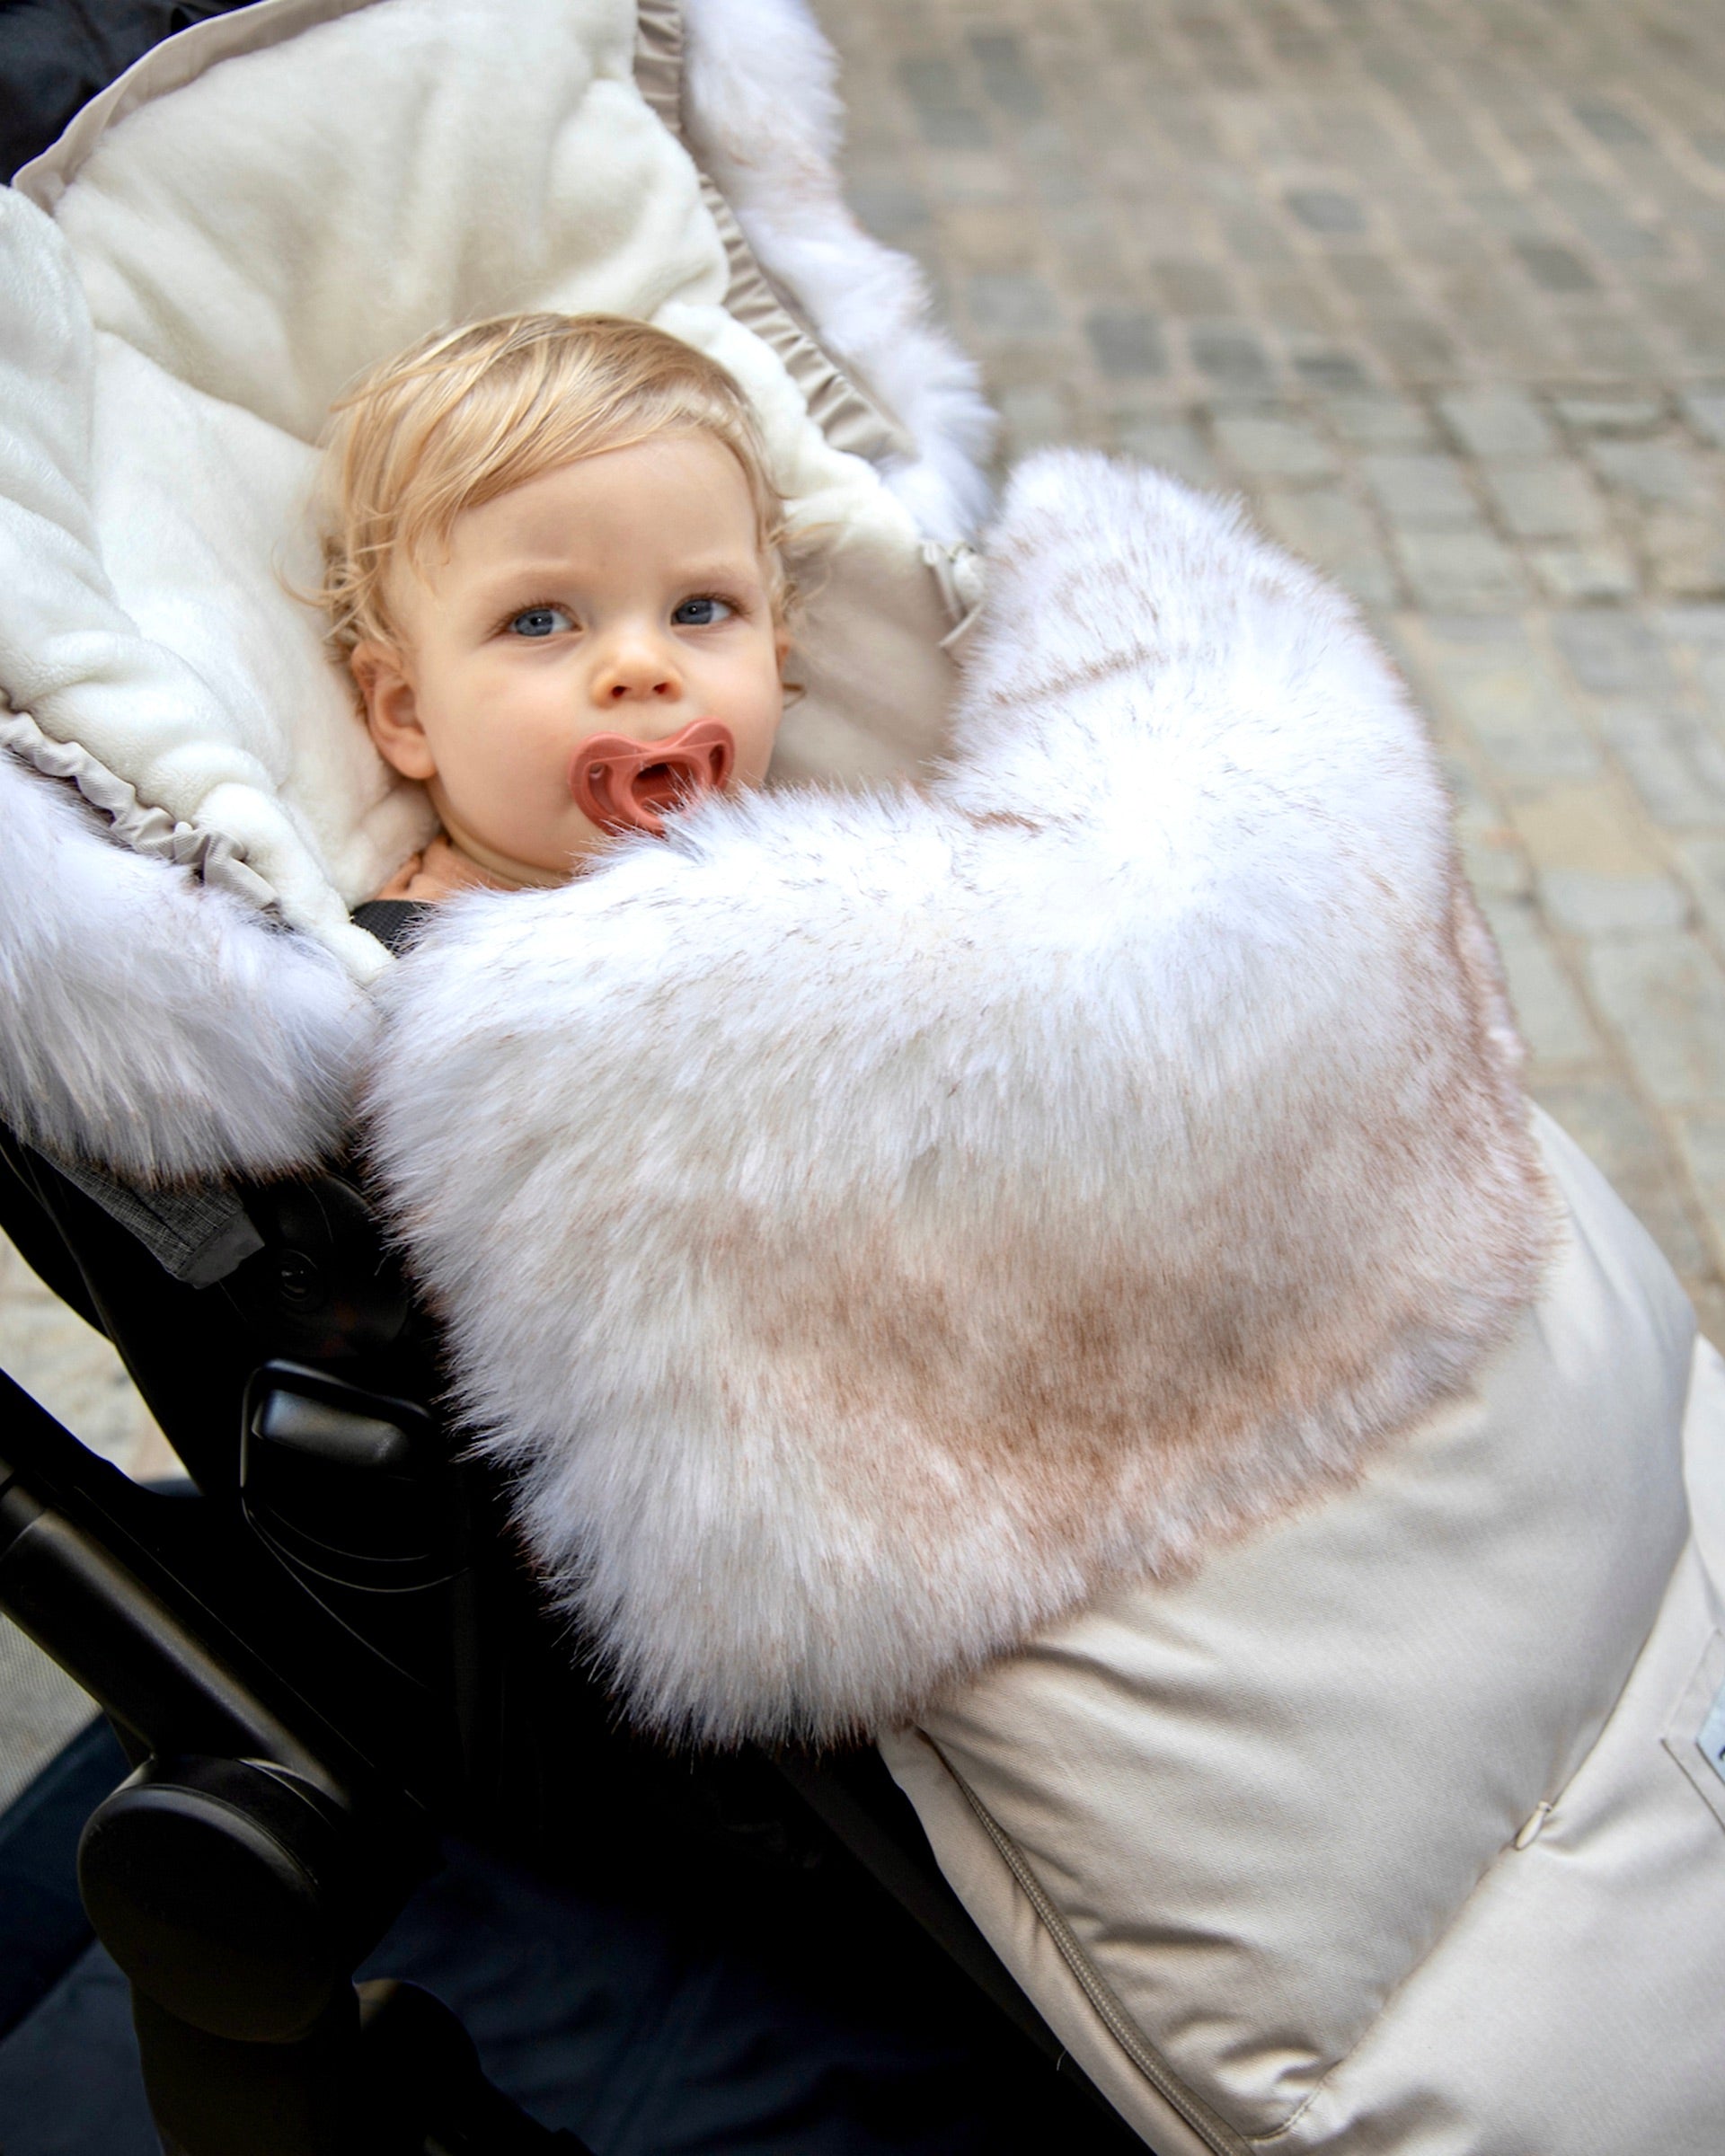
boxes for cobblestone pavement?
[0,1240,174,1803]
[817,0,1725,1340]
[4,0,1725,1789]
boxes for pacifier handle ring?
[570,718,736,836]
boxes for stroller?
[2,3,1723,2151]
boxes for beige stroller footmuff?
[2,3,1722,2148]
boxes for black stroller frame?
[0,1084,1133,2153]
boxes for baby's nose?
[596,639,682,703]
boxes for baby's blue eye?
[509,605,573,638]
[672,596,734,627]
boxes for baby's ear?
[351,641,437,781]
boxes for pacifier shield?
[570,719,736,837]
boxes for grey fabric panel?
[698,180,916,464]
[0,709,276,911]
[47,1155,263,1287]
[634,0,682,132]
[633,0,915,464]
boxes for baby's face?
[358,432,788,884]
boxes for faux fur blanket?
[367,454,1553,1746]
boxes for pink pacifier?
[569,718,736,837]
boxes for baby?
[317,313,792,900]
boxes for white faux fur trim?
[0,746,373,1183]
[680,0,997,543]
[367,453,1552,1746]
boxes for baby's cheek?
[456,707,567,828]
[732,706,782,789]
[746,654,790,763]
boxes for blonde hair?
[317,312,792,667]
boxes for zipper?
[933,1743,1252,2156]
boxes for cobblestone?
[1256,488,1399,610]
[1533,1075,1713,1276]
[0,1236,175,1791]
[1481,460,1611,542]
[1531,543,1640,604]
[1323,391,1437,451]
[967,270,1063,340]
[1,1621,95,1814]
[0,1236,169,1478]
[1556,393,1670,436]
[1539,869,1691,933]
[1481,895,1605,1062]
[1087,306,1170,379]
[1684,390,1725,447]
[1674,1109,1725,1270]
[1676,834,1725,945]
[1439,388,1560,460]
[1363,452,1482,529]
[1586,932,1725,1104]
[1552,612,1672,693]
[1588,436,1716,508]
[995,382,1072,454]
[1211,411,1336,482]
[1190,324,1276,389]
[1397,527,1530,611]
[1109,414,1217,487]
[1599,700,1725,826]
[1409,623,1605,787]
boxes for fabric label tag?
[1699,1678,1725,1789]
[1665,1629,1725,1830]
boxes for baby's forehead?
[388,439,774,626]
[456,438,765,555]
